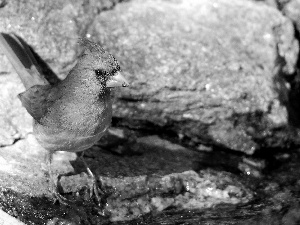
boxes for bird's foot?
[79,152,108,216]
[83,170,109,217]
[52,190,71,206]
[48,174,74,205]
[86,170,105,206]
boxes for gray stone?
[92,0,299,153]
[1,0,299,153]
[0,0,300,223]
[0,73,31,146]
[282,0,300,33]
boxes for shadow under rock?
[273,42,300,128]
[69,131,202,179]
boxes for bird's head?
[76,38,129,92]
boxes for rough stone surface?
[282,0,300,34]
[0,1,78,77]
[254,0,300,128]
[0,0,128,78]
[0,73,31,146]
[0,133,75,197]
[92,0,299,153]
[0,0,300,224]
[0,0,299,153]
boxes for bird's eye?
[111,66,120,75]
[95,69,103,77]
[94,69,107,83]
[111,69,117,75]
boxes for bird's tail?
[0,32,49,89]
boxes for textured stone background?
[1,0,300,224]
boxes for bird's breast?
[34,94,112,152]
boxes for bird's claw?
[87,175,105,206]
[52,191,70,206]
[48,176,71,205]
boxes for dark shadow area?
[0,0,7,8]
[0,186,113,224]
[112,109,300,176]
[273,30,300,128]
[69,131,201,178]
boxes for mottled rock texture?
[92,0,299,153]
[0,0,300,224]
[1,0,299,153]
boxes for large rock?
[0,0,300,224]
[1,0,298,153]
[91,0,299,153]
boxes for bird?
[0,32,129,204]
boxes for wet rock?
[0,0,300,224]
[60,170,253,222]
[281,204,300,225]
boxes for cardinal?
[0,33,129,204]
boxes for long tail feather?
[0,33,49,89]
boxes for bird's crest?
[78,38,105,54]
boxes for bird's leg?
[79,151,104,205]
[47,152,69,205]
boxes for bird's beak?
[106,71,129,88]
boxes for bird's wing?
[0,32,49,89]
[0,32,53,121]
[18,84,54,122]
